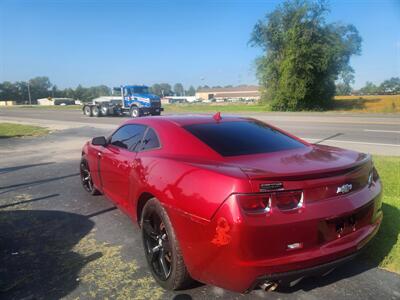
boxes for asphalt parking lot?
[1,110,400,299]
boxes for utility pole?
[27,81,32,105]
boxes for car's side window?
[139,128,161,151]
[110,124,146,151]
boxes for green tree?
[173,83,184,96]
[0,81,21,102]
[150,84,162,97]
[74,84,86,101]
[197,85,210,91]
[29,76,52,102]
[186,86,196,96]
[380,77,400,94]
[250,0,362,110]
[336,66,355,95]
[159,83,172,97]
[360,81,379,95]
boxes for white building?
[37,98,76,105]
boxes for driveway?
[0,119,399,300]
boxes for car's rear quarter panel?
[130,154,251,220]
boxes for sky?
[0,0,399,89]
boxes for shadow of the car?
[0,210,97,299]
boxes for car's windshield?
[184,121,306,156]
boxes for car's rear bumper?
[246,217,381,291]
[167,180,383,292]
[248,251,359,291]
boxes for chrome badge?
[260,182,283,192]
[336,183,353,194]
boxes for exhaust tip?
[259,281,278,292]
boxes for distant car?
[80,114,382,292]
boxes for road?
[0,108,399,299]
[1,108,399,155]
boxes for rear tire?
[130,106,140,118]
[91,106,101,117]
[100,105,108,116]
[83,105,92,116]
[141,198,193,290]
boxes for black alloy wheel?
[142,210,173,281]
[141,198,192,290]
[80,159,100,195]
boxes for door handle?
[97,152,102,158]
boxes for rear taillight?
[237,190,304,214]
[368,167,380,187]
[237,194,272,214]
[373,167,379,181]
[275,190,303,211]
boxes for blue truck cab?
[116,85,163,117]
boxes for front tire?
[141,198,192,290]
[80,158,101,195]
[130,106,141,118]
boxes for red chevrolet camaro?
[80,114,382,292]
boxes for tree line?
[352,77,400,96]
[0,77,197,104]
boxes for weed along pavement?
[0,113,400,300]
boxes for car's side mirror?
[92,136,107,146]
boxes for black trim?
[247,251,359,292]
[137,126,162,152]
[140,107,164,115]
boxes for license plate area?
[318,202,374,243]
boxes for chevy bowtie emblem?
[336,184,353,194]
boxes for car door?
[129,127,162,208]
[99,124,146,209]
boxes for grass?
[164,95,399,114]
[0,123,49,138]
[164,102,268,113]
[364,155,400,273]
[333,95,400,113]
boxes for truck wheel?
[92,106,101,117]
[130,106,140,118]
[100,105,108,116]
[83,106,92,116]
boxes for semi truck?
[82,85,163,118]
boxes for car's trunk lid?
[225,144,372,196]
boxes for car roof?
[124,114,249,127]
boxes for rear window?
[184,121,305,156]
